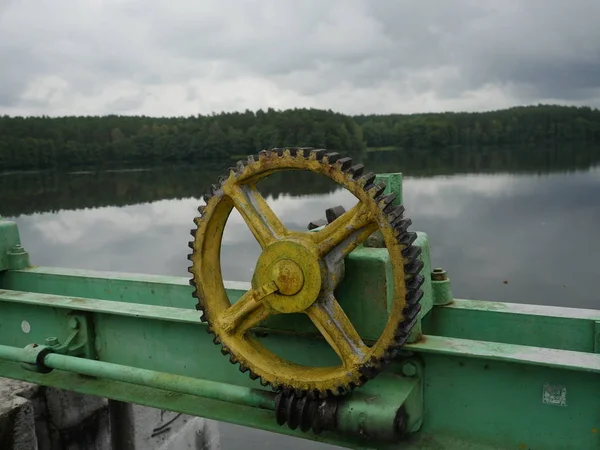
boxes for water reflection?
[403,169,600,308]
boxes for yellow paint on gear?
[187,147,425,398]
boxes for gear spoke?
[219,282,277,335]
[306,293,369,368]
[226,183,288,249]
[311,203,377,262]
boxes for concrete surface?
[0,377,220,450]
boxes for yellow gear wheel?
[188,147,424,398]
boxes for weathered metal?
[0,220,29,271]
[1,153,599,449]
[187,148,425,397]
[431,268,453,306]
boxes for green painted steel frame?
[2,267,600,449]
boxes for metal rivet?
[21,320,31,334]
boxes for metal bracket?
[398,356,425,434]
[44,314,95,359]
[0,219,30,271]
[20,343,54,373]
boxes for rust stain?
[592,427,598,434]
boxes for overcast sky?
[1,0,599,117]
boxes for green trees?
[356,105,600,150]
[1,105,599,171]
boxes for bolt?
[431,268,448,281]
[45,337,59,347]
[9,244,25,254]
[401,361,418,377]
[69,317,79,329]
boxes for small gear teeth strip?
[188,147,425,399]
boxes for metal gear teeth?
[402,245,422,260]
[398,231,418,247]
[386,205,405,222]
[323,152,339,164]
[275,390,338,434]
[393,217,412,235]
[358,172,376,187]
[366,182,386,198]
[347,164,364,178]
[367,182,425,373]
[309,149,326,160]
[334,157,352,171]
[189,147,425,399]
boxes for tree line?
[356,104,600,150]
[1,105,600,171]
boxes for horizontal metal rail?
[1,288,600,375]
[0,343,275,409]
[3,266,600,353]
[406,335,600,374]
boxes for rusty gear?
[187,147,424,398]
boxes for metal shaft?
[0,344,275,410]
[0,344,27,363]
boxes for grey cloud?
[107,91,148,113]
[1,0,599,114]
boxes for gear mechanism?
[188,147,424,398]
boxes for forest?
[1,104,600,171]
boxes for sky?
[1,0,600,117]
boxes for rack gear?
[187,147,424,398]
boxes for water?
[2,145,600,448]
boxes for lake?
[2,144,600,449]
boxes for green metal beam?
[0,232,433,343]
[2,288,600,375]
[423,299,600,353]
[407,335,600,373]
[3,266,599,353]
